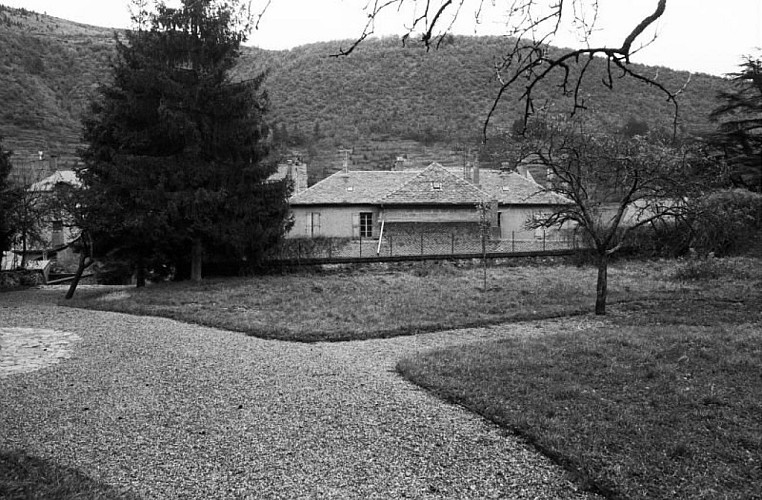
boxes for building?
[1,170,82,274]
[267,159,308,195]
[287,162,572,241]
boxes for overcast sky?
[3,0,760,76]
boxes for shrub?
[0,270,21,288]
[93,259,133,285]
[691,189,762,257]
[670,252,753,281]
[623,220,693,258]
[0,269,44,288]
[273,237,351,260]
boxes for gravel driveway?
[1,288,598,499]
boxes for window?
[431,181,442,191]
[309,212,321,237]
[360,212,373,238]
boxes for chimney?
[51,220,64,247]
[393,156,404,171]
[48,155,58,173]
[517,165,528,178]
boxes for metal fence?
[269,231,586,263]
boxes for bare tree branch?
[336,0,687,142]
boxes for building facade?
[288,162,572,242]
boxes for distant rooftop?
[290,162,572,206]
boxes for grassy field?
[67,257,697,342]
[398,256,762,499]
[64,256,762,498]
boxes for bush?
[0,271,21,288]
[691,189,762,257]
[670,252,753,281]
[0,269,43,288]
[623,220,693,258]
[93,259,133,285]
[273,237,351,259]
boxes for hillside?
[0,4,730,184]
[0,5,120,179]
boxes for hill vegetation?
[0,5,119,178]
[0,4,730,183]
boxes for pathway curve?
[1,289,601,499]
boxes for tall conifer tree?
[78,0,291,283]
[710,57,762,192]
[0,137,16,253]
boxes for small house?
[2,170,82,273]
[287,162,572,241]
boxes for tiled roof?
[29,170,81,192]
[289,170,417,205]
[477,170,571,205]
[378,163,488,204]
[289,163,572,206]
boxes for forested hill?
[0,5,119,177]
[0,4,729,182]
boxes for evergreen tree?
[710,56,762,192]
[0,137,16,252]
[78,0,291,284]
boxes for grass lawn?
[397,257,762,499]
[66,257,695,342]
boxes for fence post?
[451,233,455,254]
[512,231,515,253]
[543,230,546,251]
[359,235,362,258]
[421,233,424,255]
[328,241,332,259]
[298,241,302,261]
[389,235,393,256]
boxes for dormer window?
[431,182,442,191]
[346,186,354,191]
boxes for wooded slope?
[0,5,729,182]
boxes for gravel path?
[1,288,600,499]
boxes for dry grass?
[397,256,762,499]
[66,258,689,342]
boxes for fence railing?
[269,231,586,263]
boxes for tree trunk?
[595,252,609,315]
[65,253,92,300]
[135,259,146,288]
[20,235,27,268]
[191,238,203,282]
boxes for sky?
[3,0,761,76]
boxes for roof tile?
[289,163,572,206]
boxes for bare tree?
[323,0,686,139]
[7,170,49,267]
[523,118,704,314]
[48,182,94,299]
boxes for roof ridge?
[377,162,491,203]
[375,163,437,203]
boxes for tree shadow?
[0,450,141,500]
